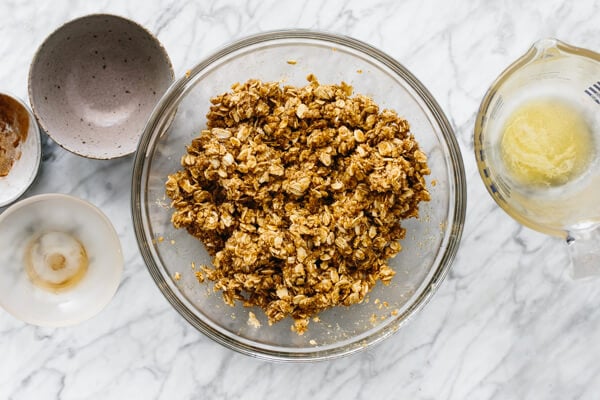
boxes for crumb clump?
[165,75,430,334]
[247,311,261,328]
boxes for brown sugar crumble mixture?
[165,75,430,334]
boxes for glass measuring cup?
[475,38,600,278]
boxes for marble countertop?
[1,0,600,399]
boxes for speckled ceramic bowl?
[28,14,174,159]
[0,92,41,207]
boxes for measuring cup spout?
[567,225,600,279]
[532,38,560,53]
[527,38,574,62]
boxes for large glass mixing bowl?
[131,30,466,361]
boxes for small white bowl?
[0,194,123,327]
[0,93,41,207]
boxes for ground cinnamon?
[0,94,29,177]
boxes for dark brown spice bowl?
[0,92,41,207]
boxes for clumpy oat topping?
[165,75,430,334]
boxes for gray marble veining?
[1,0,600,399]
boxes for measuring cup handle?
[567,226,600,279]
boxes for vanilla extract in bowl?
[24,231,89,293]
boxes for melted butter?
[25,231,88,292]
[500,97,594,187]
